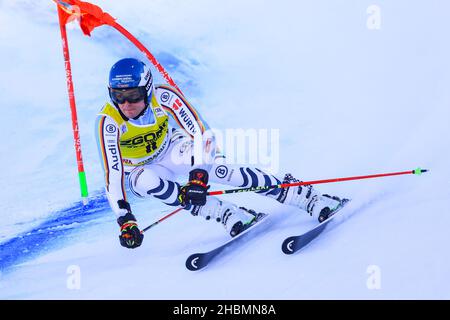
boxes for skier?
[96,58,344,249]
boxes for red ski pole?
[141,207,184,233]
[207,168,429,196]
[141,168,428,231]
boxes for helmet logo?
[111,74,135,88]
[109,58,153,101]
[144,71,153,91]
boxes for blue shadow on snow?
[0,191,110,273]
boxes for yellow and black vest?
[99,94,170,167]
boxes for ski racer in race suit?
[96,58,343,249]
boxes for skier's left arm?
[95,114,144,249]
[154,85,217,172]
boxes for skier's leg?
[128,164,183,207]
[208,162,343,222]
[208,162,284,198]
[129,164,258,237]
[126,129,195,207]
[128,132,258,236]
[192,197,258,237]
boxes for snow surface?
[0,0,449,299]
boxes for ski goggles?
[109,87,147,104]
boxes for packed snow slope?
[0,0,449,299]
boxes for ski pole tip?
[413,168,429,175]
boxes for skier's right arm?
[96,115,144,248]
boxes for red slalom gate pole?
[56,6,89,205]
[112,23,184,95]
[52,0,184,94]
[207,168,429,196]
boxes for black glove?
[178,169,210,207]
[117,207,144,249]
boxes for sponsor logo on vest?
[123,159,133,165]
[120,121,168,153]
[124,138,169,167]
[154,107,165,118]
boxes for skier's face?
[110,87,147,119]
[118,99,146,119]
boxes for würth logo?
[172,98,182,110]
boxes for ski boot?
[277,173,344,222]
[193,197,260,237]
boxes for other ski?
[186,213,269,271]
[282,198,350,255]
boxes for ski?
[186,213,269,271]
[282,199,351,255]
